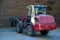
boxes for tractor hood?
[36,14,55,23]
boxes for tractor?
[16,5,56,36]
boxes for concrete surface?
[0,27,60,40]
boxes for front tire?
[16,21,23,33]
[40,31,49,36]
[27,25,35,36]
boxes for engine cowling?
[34,14,56,32]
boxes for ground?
[0,27,60,40]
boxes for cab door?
[27,6,35,25]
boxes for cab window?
[34,6,46,15]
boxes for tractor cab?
[27,5,47,25]
[27,5,47,16]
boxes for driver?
[37,12,43,15]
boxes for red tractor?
[16,5,56,36]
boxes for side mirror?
[34,17,39,22]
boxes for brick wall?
[0,0,60,27]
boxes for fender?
[26,22,33,26]
[24,22,34,28]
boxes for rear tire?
[16,21,23,33]
[27,25,35,36]
[40,31,49,36]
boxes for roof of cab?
[27,5,47,8]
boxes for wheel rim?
[27,25,32,35]
[16,23,20,32]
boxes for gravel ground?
[0,27,60,40]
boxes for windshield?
[34,6,46,15]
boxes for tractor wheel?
[27,25,35,36]
[40,31,49,36]
[16,21,23,33]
